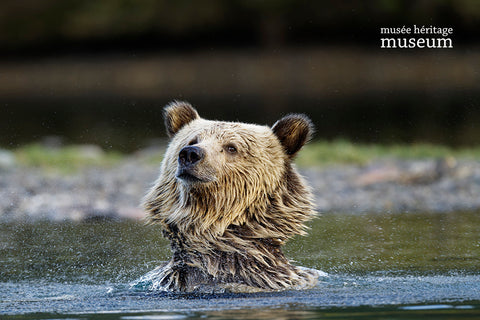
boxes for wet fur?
[143,101,317,292]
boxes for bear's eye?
[188,137,198,145]
[225,144,237,154]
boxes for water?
[1,211,480,319]
[2,275,480,319]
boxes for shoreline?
[1,148,479,222]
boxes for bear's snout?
[177,146,208,182]
[178,146,204,167]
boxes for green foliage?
[296,139,480,167]
[11,140,480,172]
[14,144,122,173]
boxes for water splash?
[129,264,328,293]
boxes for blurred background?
[1,0,479,152]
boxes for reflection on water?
[289,211,480,274]
[1,211,480,318]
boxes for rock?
[0,149,15,170]
[305,158,480,215]
[355,165,401,186]
[75,144,105,160]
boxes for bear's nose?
[178,146,204,166]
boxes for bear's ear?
[272,114,314,157]
[163,101,200,138]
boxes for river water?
[1,211,480,319]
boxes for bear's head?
[143,101,315,248]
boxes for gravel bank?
[1,150,479,222]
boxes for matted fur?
[142,101,318,292]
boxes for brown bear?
[140,101,319,293]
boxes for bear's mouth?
[176,168,207,183]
